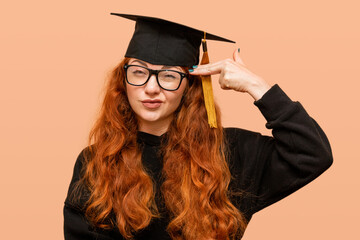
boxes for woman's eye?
[164,74,176,79]
[133,70,146,75]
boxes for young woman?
[63,14,333,240]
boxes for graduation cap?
[111,13,236,128]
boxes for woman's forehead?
[128,58,183,71]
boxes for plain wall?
[1,0,359,239]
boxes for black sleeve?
[225,84,333,216]
[63,150,122,240]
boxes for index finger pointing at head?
[189,62,223,75]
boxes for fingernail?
[189,69,194,72]
[238,48,240,53]
[192,65,198,69]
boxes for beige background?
[1,0,359,239]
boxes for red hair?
[77,58,247,239]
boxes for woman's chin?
[138,113,162,123]
[137,112,173,127]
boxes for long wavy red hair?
[77,58,247,239]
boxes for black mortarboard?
[110,13,235,67]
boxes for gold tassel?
[200,32,217,128]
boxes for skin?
[125,58,188,136]
[189,49,271,101]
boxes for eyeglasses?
[124,64,188,91]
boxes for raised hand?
[189,48,271,101]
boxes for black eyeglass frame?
[124,64,189,91]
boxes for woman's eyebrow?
[161,65,182,71]
[130,59,148,66]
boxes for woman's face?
[125,58,188,135]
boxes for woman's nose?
[144,74,161,95]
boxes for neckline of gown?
[137,131,167,146]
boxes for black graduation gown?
[63,84,333,239]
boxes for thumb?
[233,48,245,65]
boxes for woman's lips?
[141,99,163,109]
